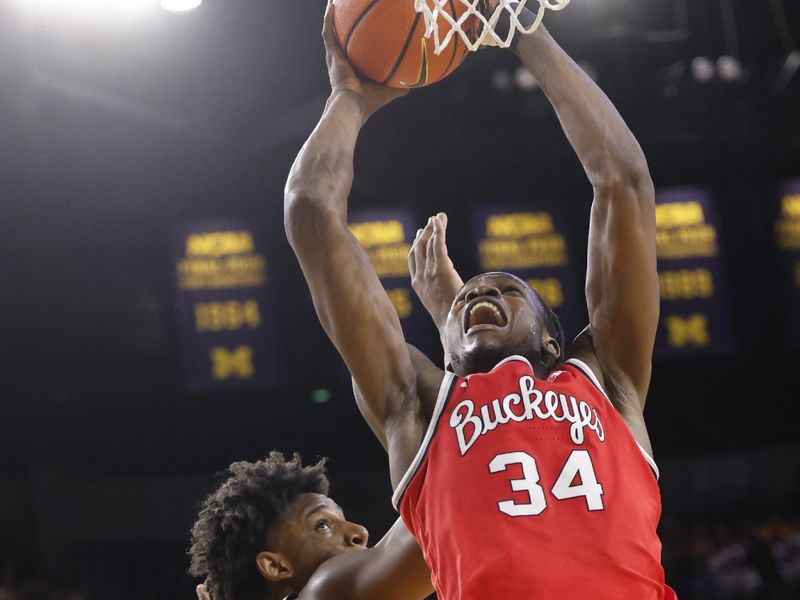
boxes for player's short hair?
[498,273,565,364]
[528,286,566,364]
[188,452,329,600]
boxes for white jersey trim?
[391,370,457,510]
[495,354,534,370]
[565,358,660,480]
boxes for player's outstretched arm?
[508,6,658,408]
[285,3,427,488]
[301,518,433,600]
[408,212,464,340]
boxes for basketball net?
[414,0,570,54]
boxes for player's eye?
[315,519,332,532]
[503,287,523,296]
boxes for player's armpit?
[406,344,446,422]
[352,345,443,454]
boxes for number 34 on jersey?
[489,449,604,516]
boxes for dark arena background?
[1,0,799,598]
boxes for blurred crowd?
[662,514,800,599]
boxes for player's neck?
[263,582,296,600]
[457,352,551,379]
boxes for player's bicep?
[353,519,433,600]
[288,203,416,421]
[301,520,432,600]
[585,177,658,400]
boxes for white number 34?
[488,450,605,516]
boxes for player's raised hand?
[409,213,464,334]
[322,1,407,119]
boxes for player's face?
[265,493,369,587]
[444,272,550,376]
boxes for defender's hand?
[322,1,407,119]
[409,213,464,333]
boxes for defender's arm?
[285,4,421,486]
[512,20,658,407]
[301,518,433,600]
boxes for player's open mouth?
[465,300,507,333]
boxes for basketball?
[333,0,474,88]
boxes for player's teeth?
[468,302,505,328]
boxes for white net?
[414,0,571,54]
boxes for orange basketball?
[333,0,474,89]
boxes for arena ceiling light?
[17,0,154,19]
[161,0,202,11]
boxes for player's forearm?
[515,27,650,190]
[284,89,366,229]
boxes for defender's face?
[444,272,547,375]
[265,493,368,587]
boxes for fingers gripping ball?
[332,0,474,88]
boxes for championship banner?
[654,187,734,355]
[774,180,800,345]
[349,209,433,353]
[471,204,582,341]
[173,221,280,392]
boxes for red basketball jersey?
[394,356,671,599]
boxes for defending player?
[285,1,674,598]
[188,452,432,600]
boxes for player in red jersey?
[285,1,675,598]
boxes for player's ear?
[256,551,294,582]
[542,334,561,368]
